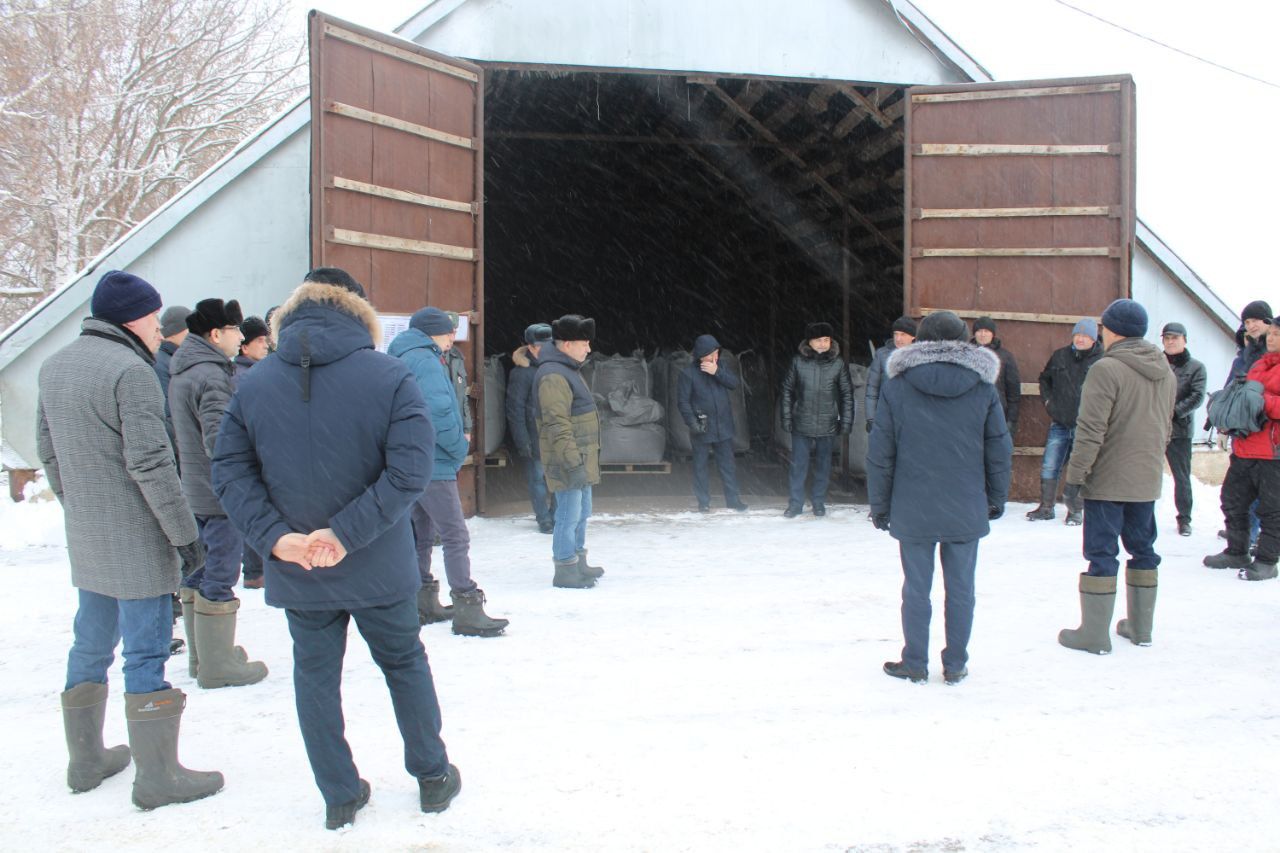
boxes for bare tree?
[0,0,304,328]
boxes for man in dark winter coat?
[1160,322,1206,536]
[389,307,509,637]
[233,315,270,589]
[507,323,556,533]
[1225,300,1271,385]
[1059,299,1176,655]
[971,316,1021,437]
[678,334,748,512]
[153,305,190,451]
[39,270,222,810]
[780,321,853,517]
[864,316,916,433]
[444,312,474,444]
[1028,318,1104,524]
[867,311,1012,686]
[1203,318,1280,582]
[169,298,268,691]
[211,268,460,830]
[535,314,604,589]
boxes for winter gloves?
[988,505,1003,520]
[872,513,890,531]
[178,539,206,574]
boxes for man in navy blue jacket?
[506,323,556,533]
[677,334,748,512]
[866,311,1012,686]
[211,268,460,830]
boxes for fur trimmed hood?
[271,282,380,350]
[511,345,541,369]
[798,340,841,360]
[887,340,1000,385]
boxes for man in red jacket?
[1203,318,1280,581]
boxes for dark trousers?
[1165,434,1193,523]
[692,438,740,508]
[410,480,476,594]
[1082,499,1159,577]
[241,543,263,582]
[285,596,450,807]
[183,515,242,602]
[898,539,979,674]
[788,434,834,510]
[1221,456,1280,562]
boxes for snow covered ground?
[1,475,1277,852]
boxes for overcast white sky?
[288,0,1279,316]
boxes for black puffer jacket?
[1038,342,1103,427]
[781,341,854,437]
[974,338,1022,432]
[1167,349,1206,440]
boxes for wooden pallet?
[600,461,672,475]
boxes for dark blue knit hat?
[410,306,455,336]
[90,270,162,325]
[524,323,553,345]
[1100,298,1148,338]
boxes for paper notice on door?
[376,314,411,352]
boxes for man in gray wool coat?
[38,270,223,811]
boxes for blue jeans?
[1082,499,1159,577]
[788,434,834,509]
[66,589,172,695]
[525,457,553,524]
[692,438,740,508]
[1040,422,1075,480]
[183,515,243,601]
[898,539,979,674]
[552,486,592,563]
[286,596,449,807]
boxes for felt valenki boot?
[1115,568,1157,646]
[61,682,131,793]
[1058,573,1116,655]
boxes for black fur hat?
[552,314,596,342]
[186,298,244,336]
[304,267,366,299]
[803,322,834,340]
[916,311,969,343]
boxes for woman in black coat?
[780,322,854,516]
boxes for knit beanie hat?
[916,311,968,342]
[1072,317,1099,341]
[524,323,553,346]
[803,321,834,340]
[973,316,997,334]
[160,306,191,337]
[1100,298,1148,338]
[240,316,269,344]
[90,270,163,325]
[410,307,455,336]
[1241,300,1273,324]
[890,316,917,337]
[185,298,243,336]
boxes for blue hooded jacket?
[677,334,740,444]
[388,324,469,481]
[211,283,434,610]
[866,340,1012,543]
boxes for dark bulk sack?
[484,354,506,456]
[666,350,696,454]
[592,353,667,464]
[738,349,773,445]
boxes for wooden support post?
[840,211,851,482]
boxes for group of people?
[36,261,1279,830]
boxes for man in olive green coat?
[534,314,603,589]
[1059,298,1176,656]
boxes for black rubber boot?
[1064,486,1083,527]
[125,688,224,809]
[450,588,509,637]
[1058,573,1116,655]
[325,778,371,830]
[1025,479,1057,521]
[1240,560,1279,581]
[194,594,268,689]
[553,557,595,589]
[416,580,454,625]
[882,661,927,684]
[1203,550,1252,570]
[576,549,604,579]
[419,763,461,813]
[62,682,131,793]
[1115,568,1157,646]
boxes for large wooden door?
[904,75,1136,498]
[309,12,486,513]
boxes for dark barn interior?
[478,68,911,512]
